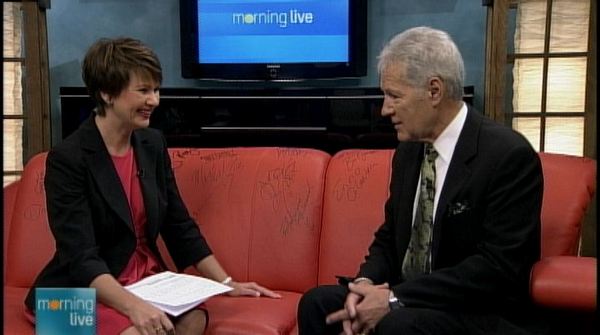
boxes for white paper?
[125,271,232,316]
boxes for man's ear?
[428,77,443,105]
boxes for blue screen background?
[198,0,349,63]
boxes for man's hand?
[325,282,390,335]
[326,290,362,335]
[347,282,391,334]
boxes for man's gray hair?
[377,26,465,101]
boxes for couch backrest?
[538,152,596,257]
[4,149,595,291]
[167,147,330,293]
[318,149,394,285]
[5,152,53,288]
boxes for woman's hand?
[226,280,282,298]
[126,299,175,335]
[193,256,281,298]
[90,274,175,335]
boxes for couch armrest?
[530,256,597,311]
[4,181,20,280]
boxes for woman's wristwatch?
[221,276,233,285]
[388,290,404,310]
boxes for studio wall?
[46,0,486,145]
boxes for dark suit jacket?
[357,107,543,318]
[25,115,212,310]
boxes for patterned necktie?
[402,143,438,280]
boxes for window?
[3,2,24,186]
[510,0,591,155]
[2,1,51,186]
[484,0,596,256]
[485,0,595,157]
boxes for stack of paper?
[125,271,233,316]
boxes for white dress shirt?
[412,102,468,224]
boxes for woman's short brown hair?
[82,37,162,116]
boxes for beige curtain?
[512,0,589,156]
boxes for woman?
[25,37,280,335]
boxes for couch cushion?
[538,153,596,257]
[165,147,330,335]
[168,147,330,293]
[5,152,53,288]
[318,149,394,285]
[204,291,301,335]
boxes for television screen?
[180,0,367,80]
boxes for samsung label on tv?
[198,0,349,64]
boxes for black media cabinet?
[60,86,473,154]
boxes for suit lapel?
[395,143,423,253]
[80,116,134,232]
[132,131,160,240]
[432,108,481,259]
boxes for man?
[298,26,545,335]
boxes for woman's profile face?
[104,71,160,130]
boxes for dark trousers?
[298,285,550,335]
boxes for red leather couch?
[3,148,596,334]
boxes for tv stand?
[60,86,473,154]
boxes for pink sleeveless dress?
[95,147,163,334]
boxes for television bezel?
[179,0,367,81]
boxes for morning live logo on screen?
[35,288,96,335]
[198,0,349,63]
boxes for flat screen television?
[179,0,367,81]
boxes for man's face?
[380,63,437,142]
